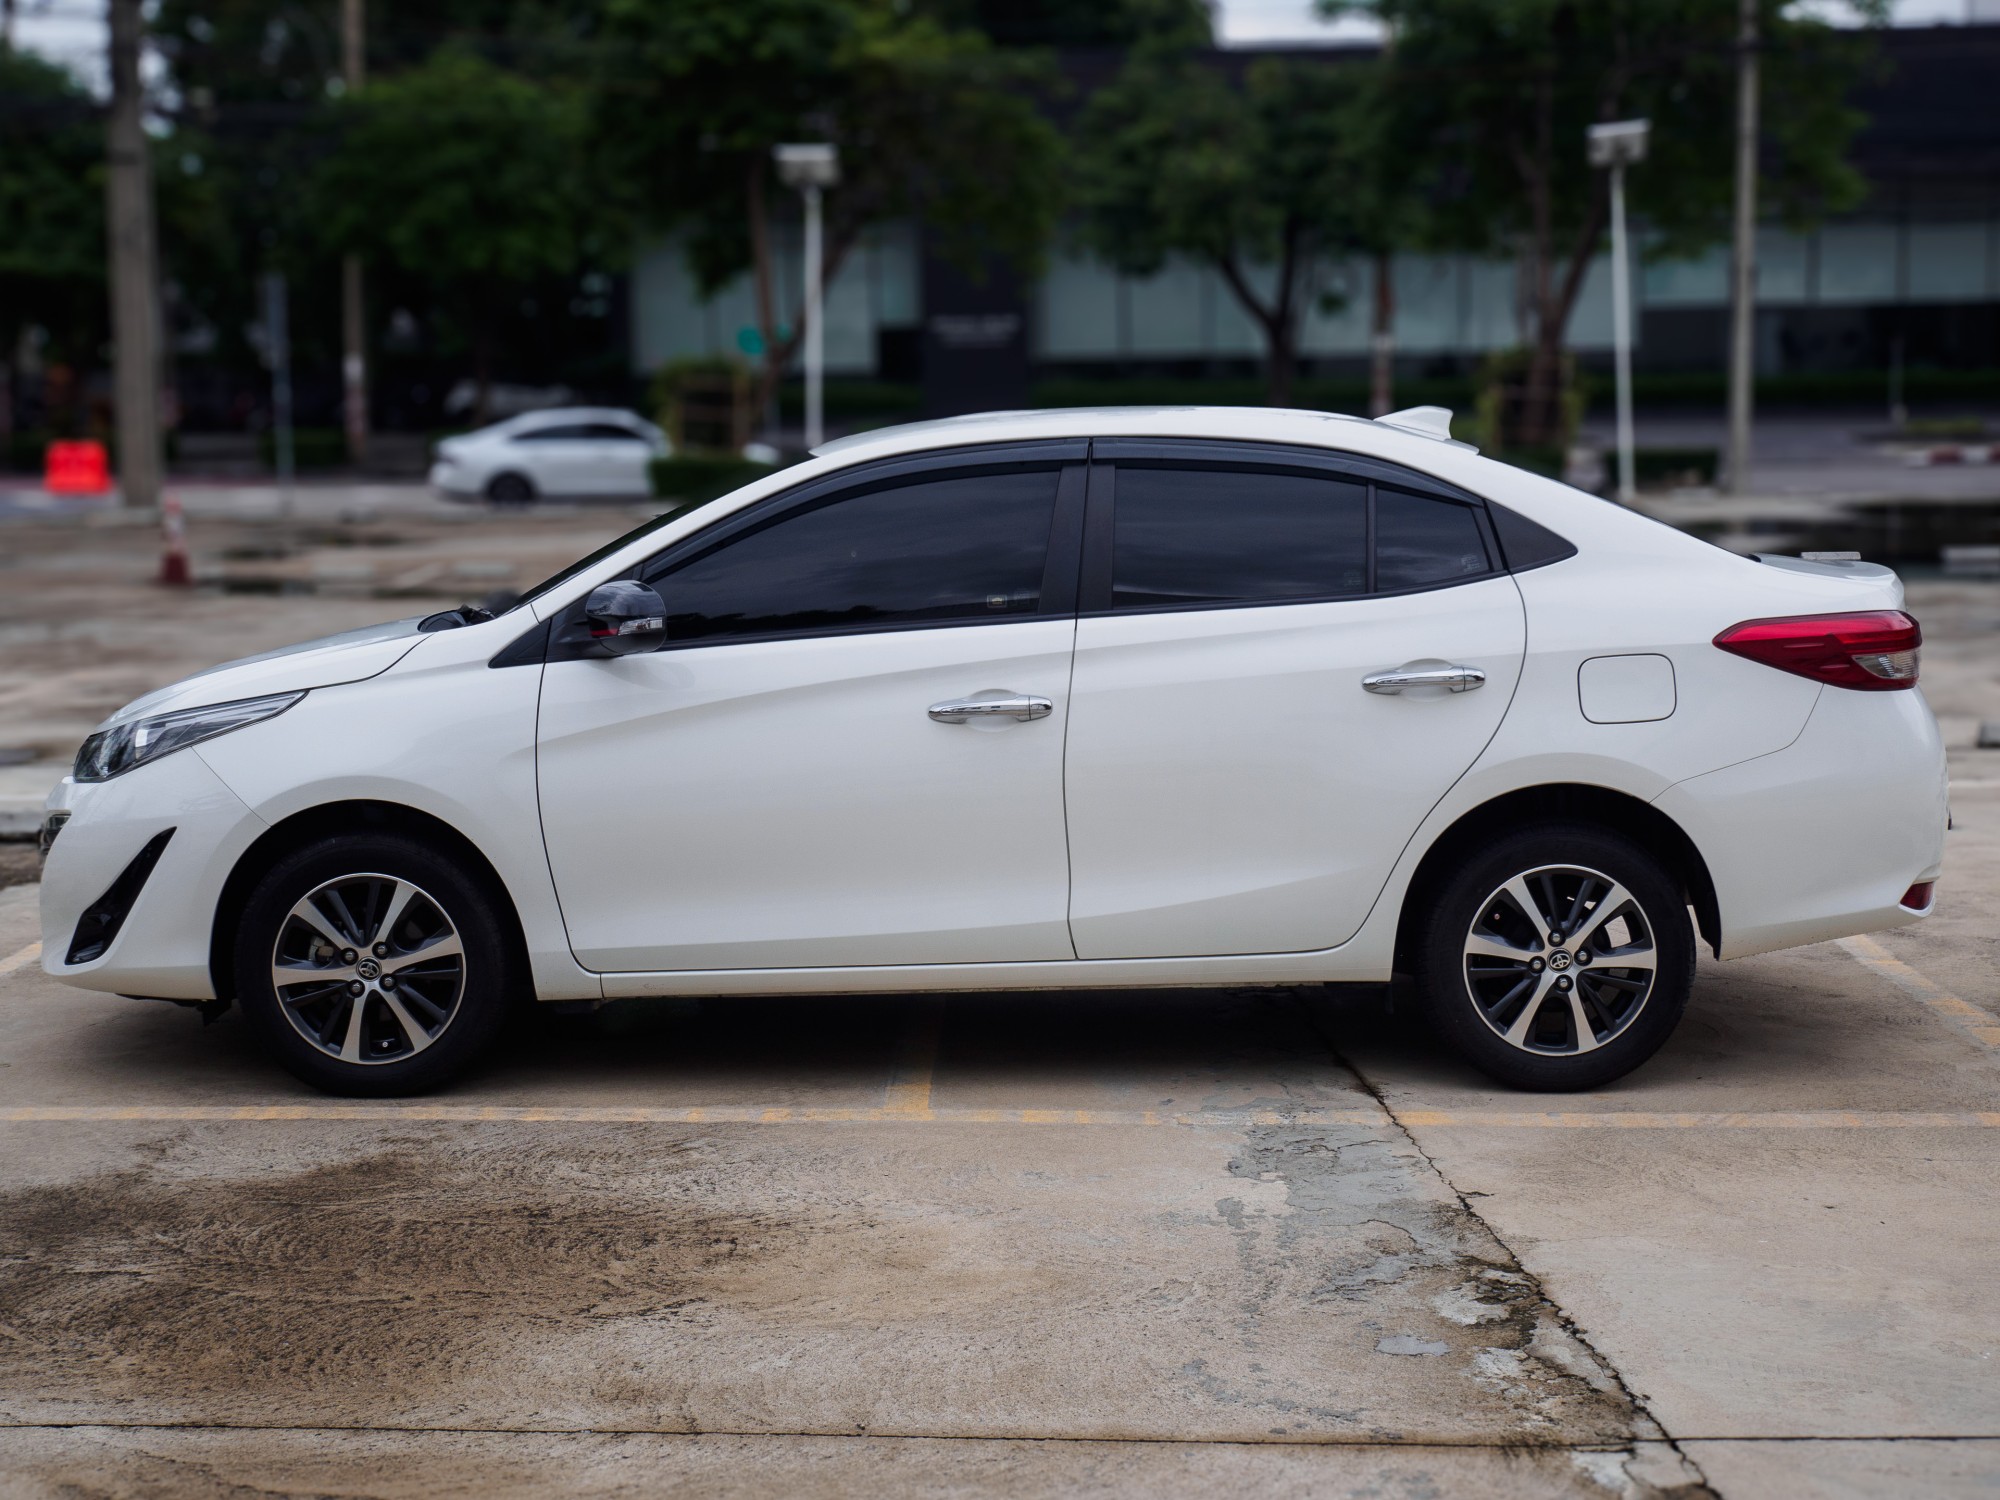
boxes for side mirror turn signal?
[584,580,668,656]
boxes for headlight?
[74,692,305,783]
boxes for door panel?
[534,451,1085,975]
[583,425,654,495]
[538,622,1077,971]
[1065,581,1522,958]
[513,427,596,494]
[1063,447,1525,961]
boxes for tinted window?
[513,425,591,443]
[646,468,1058,644]
[584,423,648,442]
[1112,466,1367,609]
[1375,486,1490,590]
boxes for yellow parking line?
[1837,934,2000,1050]
[0,941,40,978]
[0,1104,1997,1128]
[883,999,943,1115]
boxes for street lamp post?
[1588,119,1649,505]
[774,143,840,452]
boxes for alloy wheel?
[269,872,466,1064]
[1461,863,1657,1056]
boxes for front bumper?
[40,751,267,1000]
[428,460,480,497]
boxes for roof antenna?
[1375,405,1466,446]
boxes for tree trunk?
[473,317,493,427]
[1369,250,1395,417]
[749,210,862,438]
[1514,187,1611,451]
[746,157,779,431]
[1507,62,1560,451]
[1215,235,1305,409]
[1265,324,1298,407]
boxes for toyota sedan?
[42,406,1946,1095]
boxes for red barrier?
[44,440,112,495]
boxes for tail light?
[1713,610,1921,690]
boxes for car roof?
[499,407,653,431]
[811,406,1383,463]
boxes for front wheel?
[485,471,536,505]
[234,834,514,1096]
[1412,824,1694,1091]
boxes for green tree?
[592,0,1066,416]
[0,45,105,439]
[310,47,590,421]
[1343,0,1883,448]
[148,0,345,398]
[1075,45,1397,407]
[931,0,1210,48]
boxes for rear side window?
[1375,485,1490,590]
[1104,462,1492,611]
[1112,466,1368,608]
[644,468,1059,645]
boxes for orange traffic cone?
[159,492,191,586]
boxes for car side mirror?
[584,580,667,656]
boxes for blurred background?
[2,0,1999,862]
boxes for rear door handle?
[928,695,1054,723]
[1362,664,1487,694]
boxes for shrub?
[648,455,780,507]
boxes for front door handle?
[928,694,1054,724]
[1362,664,1487,695]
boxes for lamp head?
[774,142,841,189]
[1587,118,1650,168]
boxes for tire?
[485,471,536,505]
[1411,823,1695,1091]
[233,834,515,1096]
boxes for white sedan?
[41,405,1946,1095]
[428,407,670,502]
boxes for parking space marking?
[1838,934,2000,1050]
[0,941,40,978]
[883,999,943,1115]
[1,1104,1997,1128]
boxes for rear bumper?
[40,752,266,1000]
[1656,686,1948,960]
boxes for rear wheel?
[1412,824,1694,1091]
[485,471,536,504]
[234,835,513,1095]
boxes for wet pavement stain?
[1218,1125,1651,1446]
[0,1116,1675,1452]
[0,1133,820,1425]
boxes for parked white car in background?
[428,406,670,502]
[42,406,1946,1096]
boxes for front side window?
[513,425,591,443]
[644,467,1060,646]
